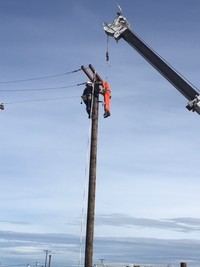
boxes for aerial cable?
[0,82,86,92]
[78,119,92,267]
[3,95,80,105]
[0,68,82,84]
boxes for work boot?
[103,111,110,118]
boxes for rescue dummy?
[99,81,111,118]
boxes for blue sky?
[1,0,200,267]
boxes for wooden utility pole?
[81,65,103,267]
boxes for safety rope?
[78,119,92,267]
[89,79,96,119]
[106,35,110,62]
[105,35,111,81]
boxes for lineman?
[82,80,111,119]
[81,81,93,118]
[81,81,101,118]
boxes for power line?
[4,95,80,105]
[0,68,82,84]
[0,82,85,92]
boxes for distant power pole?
[99,259,106,264]
[48,255,52,267]
[44,250,51,267]
[81,65,103,267]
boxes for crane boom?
[103,12,200,115]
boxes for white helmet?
[86,81,93,86]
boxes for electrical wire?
[0,82,86,92]
[1,82,87,106]
[4,95,80,105]
[0,68,82,84]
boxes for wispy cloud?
[95,215,200,233]
[1,230,200,266]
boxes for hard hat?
[86,81,92,85]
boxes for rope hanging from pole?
[78,119,92,267]
[89,79,96,119]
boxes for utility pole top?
[81,64,111,119]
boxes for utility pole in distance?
[44,250,51,267]
[48,255,52,267]
[81,65,103,267]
